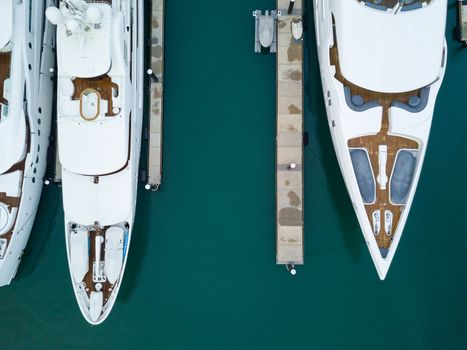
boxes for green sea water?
[0,0,466,349]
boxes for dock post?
[276,0,304,269]
[147,68,159,83]
[287,0,295,15]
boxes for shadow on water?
[118,0,153,302]
[118,191,151,303]
[303,0,363,262]
[15,186,62,280]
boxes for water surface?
[0,1,466,349]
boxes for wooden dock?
[276,0,304,266]
[459,1,467,43]
[147,0,165,189]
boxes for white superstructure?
[0,0,55,286]
[313,0,447,279]
[47,0,144,324]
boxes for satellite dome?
[65,18,81,33]
[45,7,63,25]
[86,6,103,24]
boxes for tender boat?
[313,0,447,279]
[46,0,144,324]
[0,0,55,286]
[253,10,278,53]
[259,10,275,48]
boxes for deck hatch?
[350,148,376,204]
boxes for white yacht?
[46,0,144,324]
[313,0,447,279]
[0,0,55,286]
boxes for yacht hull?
[312,0,447,279]
[0,0,55,286]
[50,0,145,323]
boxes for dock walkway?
[276,0,304,266]
[460,1,467,42]
[147,0,165,189]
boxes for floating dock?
[276,0,304,267]
[146,0,165,190]
[458,0,467,43]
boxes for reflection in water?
[303,5,364,261]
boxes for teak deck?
[0,53,11,113]
[82,226,115,302]
[276,0,304,265]
[72,75,119,117]
[0,161,26,245]
[330,24,420,250]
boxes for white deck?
[333,0,446,93]
[57,3,112,78]
[147,0,164,188]
[276,0,304,265]
[0,0,12,48]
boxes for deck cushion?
[350,149,376,204]
[390,150,417,204]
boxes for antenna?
[392,0,404,15]
[46,0,100,40]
